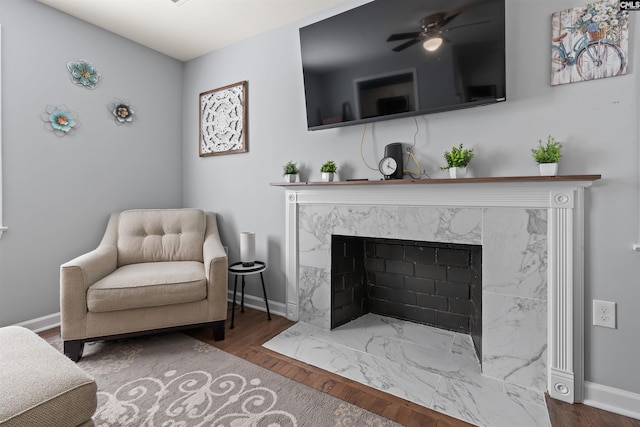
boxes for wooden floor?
[43,307,639,427]
[186,307,640,427]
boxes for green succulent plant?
[439,144,474,170]
[532,136,562,164]
[320,160,337,173]
[282,160,300,176]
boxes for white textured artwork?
[199,81,247,156]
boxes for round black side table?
[228,261,271,329]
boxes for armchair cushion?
[87,261,206,313]
[117,209,205,266]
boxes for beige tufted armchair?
[60,208,228,361]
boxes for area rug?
[47,333,400,426]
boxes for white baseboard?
[227,291,286,318]
[583,381,640,420]
[15,312,60,333]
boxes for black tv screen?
[299,0,506,130]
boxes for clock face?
[379,156,398,177]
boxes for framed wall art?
[199,81,248,157]
[551,1,629,86]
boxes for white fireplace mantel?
[273,175,600,403]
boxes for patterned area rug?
[47,333,400,426]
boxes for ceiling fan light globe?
[423,37,443,51]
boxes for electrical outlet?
[593,300,616,328]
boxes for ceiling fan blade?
[441,12,461,27]
[387,32,422,42]
[392,38,422,52]
[442,19,491,33]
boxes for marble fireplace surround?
[275,175,600,403]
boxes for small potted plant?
[282,160,300,183]
[440,144,474,178]
[532,135,562,176]
[320,160,337,182]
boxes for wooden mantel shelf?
[271,174,601,187]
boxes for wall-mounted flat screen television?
[299,0,506,130]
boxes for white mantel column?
[547,188,585,403]
[285,191,300,321]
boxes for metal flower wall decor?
[108,99,136,125]
[67,59,101,89]
[41,105,80,137]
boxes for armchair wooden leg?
[63,340,84,362]
[212,320,225,341]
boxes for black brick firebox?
[331,235,482,359]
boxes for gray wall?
[0,1,183,325]
[182,0,640,395]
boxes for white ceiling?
[36,0,352,62]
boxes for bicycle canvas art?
[551,1,629,86]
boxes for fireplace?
[331,235,483,360]
[277,176,600,403]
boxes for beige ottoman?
[0,326,97,427]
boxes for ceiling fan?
[387,12,487,52]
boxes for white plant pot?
[539,163,558,176]
[284,173,298,183]
[321,172,334,182]
[448,167,467,179]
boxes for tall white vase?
[240,232,255,267]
